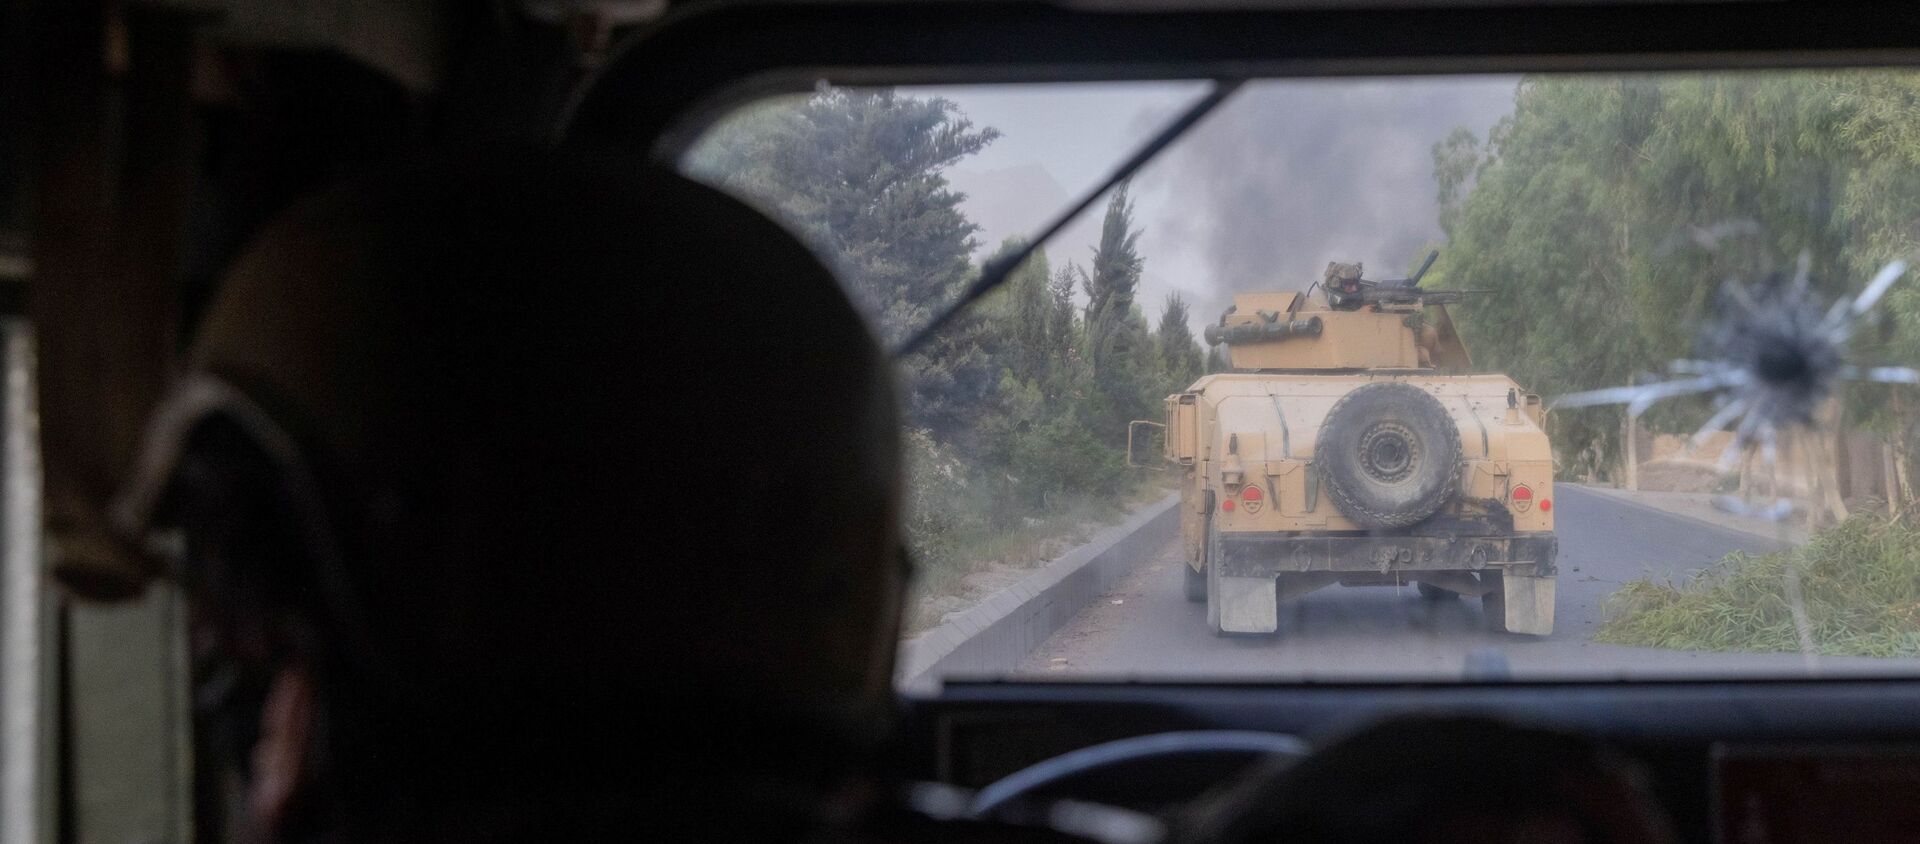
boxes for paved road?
[1017,485,1916,680]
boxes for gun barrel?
[1408,249,1440,287]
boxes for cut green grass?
[1595,516,1920,658]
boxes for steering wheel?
[969,730,1310,819]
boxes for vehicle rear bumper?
[1215,531,1557,579]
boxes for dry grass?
[902,477,1172,633]
[1596,516,1920,658]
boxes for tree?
[1156,293,1203,387]
[1430,78,1660,476]
[1205,345,1230,374]
[687,90,999,330]
[688,89,1194,549]
[1083,183,1146,372]
[1432,127,1483,238]
[686,89,1002,439]
[1047,263,1081,372]
[1435,71,1920,499]
[987,238,1053,384]
[1079,183,1159,443]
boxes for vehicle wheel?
[1415,581,1455,601]
[1316,381,1462,529]
[1480,571,1507,632]
[1184,562,1207,602]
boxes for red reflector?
[1222,499,1236,512]
[1241,485,1263,502]
[1512,485,1533,501]
[1540,499,1552,512]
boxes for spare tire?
[1316,381,1462,529]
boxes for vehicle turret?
[1202,254,1474,372]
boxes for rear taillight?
[1241,485,1262,502]
[1511,484,1534,512]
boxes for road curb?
[896,493,1181,693]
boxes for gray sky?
[924,77,1520,334]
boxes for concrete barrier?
[896,492,1181,692]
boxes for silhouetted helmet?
[96,149,907,814]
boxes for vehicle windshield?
[681,72,1920,687]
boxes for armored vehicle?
[1166,258,1556,635]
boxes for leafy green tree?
[1156,293,1203,387]
[1435,71,1920,486]
[686,89,1002,440]
[1431,78,1660,474]
[1078,183,1161,443]
[1432,126,1483,237]
[1009,413,1130,509]
[690,89,1197,566]
[986,238,1053,384]
[968,241,1054,488]
[688,90,998,327]
[1083,184,1145,364]
[1205,344,1229,374]
[1047,264,1080,373]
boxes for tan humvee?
[1167,260,1556,635]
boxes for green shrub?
[1596,516,1920,658]
[900,430,979,596]
[899,418,1162,631]
[1008,415,1131,510]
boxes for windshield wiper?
[892,78,1246,358]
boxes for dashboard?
[899,679,1920,842]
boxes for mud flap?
[1497,574,1555,636]
[1218,576,1279,634]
